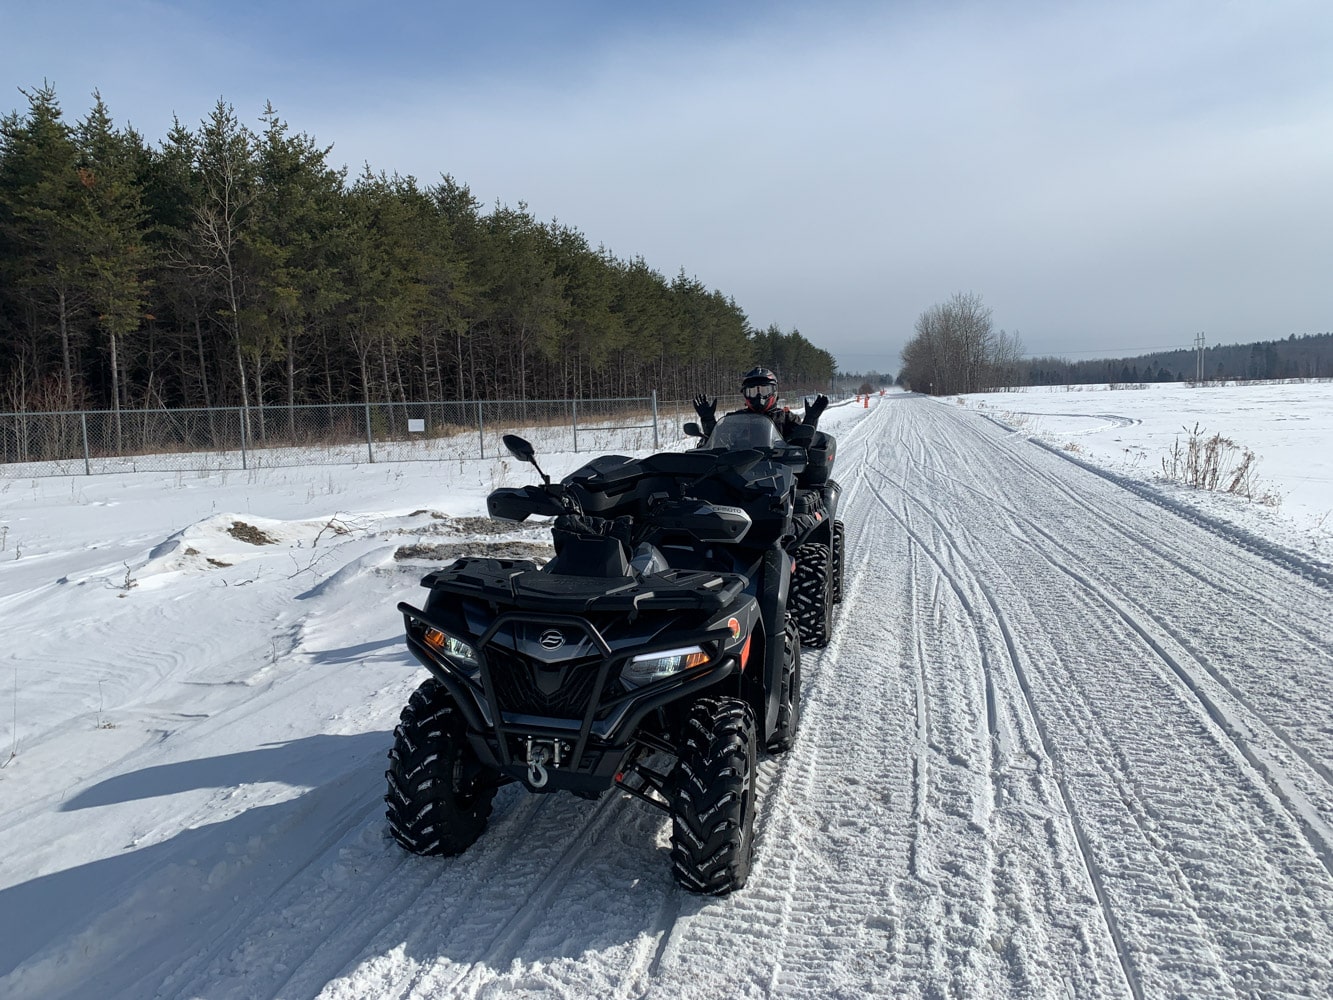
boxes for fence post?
[572,398,579,453]
[365,401,374,463]
[477,401,485,459]
[239,406,248,470]
[80,412,91,475]
[651,390,659,450]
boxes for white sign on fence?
[407,418,425,433]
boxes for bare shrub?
[1160,423,1271,502]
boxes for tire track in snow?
[835,401,1129,997]
[862,456,1143,1000]
[974,415,1333,661]
[874,396,1333,998]
[900,406,1333,865]
[887,468,1014,996]
[1020,543,1333,877]
[873,401,1141,997]
[407,790,672,998]
[301,786,667,999]
[915,442,1333,725]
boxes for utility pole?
[1195,332,1206,382]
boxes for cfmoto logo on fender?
[539,629,565,650]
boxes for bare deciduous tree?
[899,292,1022,395]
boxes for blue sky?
[4,0,1331,373]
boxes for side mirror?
[502,433,550,484]
[683,422,704,438]
[502,434,536,464]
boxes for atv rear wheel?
[766,618,802,754]
[668,697,757,895]
[791,541,832,648]
[385,678,498,856]
[832,519,846,604]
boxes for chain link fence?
[0,394,706,478]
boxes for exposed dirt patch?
[444,516,531,535]
[393,540,552,562]
[228,521,277,545]
[408,515,549,539]
[207,557,233,568]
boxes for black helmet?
[741,366,778,413]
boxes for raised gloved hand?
[805,394,829,423]
[692,394,716,421]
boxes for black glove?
[805,394,829,422]
[692,394,716,421]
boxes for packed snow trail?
[2,394,1330,999]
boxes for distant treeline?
[0,85,835,416]
[1023,332,1332,386]
[894,291,1332,394]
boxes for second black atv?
[686,413,845,648]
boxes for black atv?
[388,421,810,894]
[686,413,845,648]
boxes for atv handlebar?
[487,482,580,521]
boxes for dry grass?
[1160,423,1280,506]
[228,521,277,545]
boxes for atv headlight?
[423,628,479,672]
[621,645,709,689]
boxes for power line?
[1021,344,1189,358]
[839,345,1194,361]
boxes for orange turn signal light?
[681,649,710,669]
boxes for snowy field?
[1,386,1330,999]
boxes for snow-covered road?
[2,394,1330,999]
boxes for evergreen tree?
[0,84,85,406]
[251,104,347,424]
[72,92,152,438]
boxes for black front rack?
[422,557,746,613]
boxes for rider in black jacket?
[694,367,828,440]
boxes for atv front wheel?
[668,697,757,895]
[832,519,846,604]
[766,618,802,754]
[791,541,832,648]
[385,678,498,856]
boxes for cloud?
[6,0,1331,368]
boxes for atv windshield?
[704,412,786,451]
